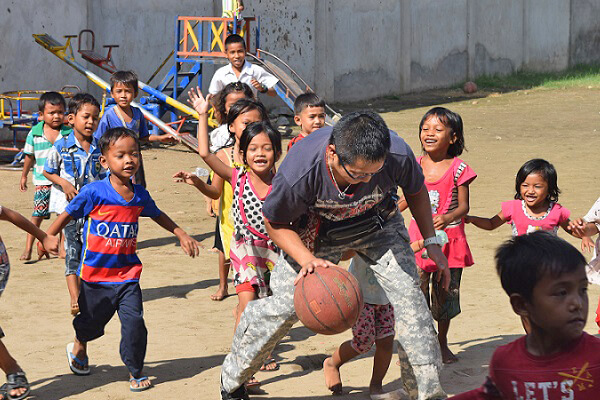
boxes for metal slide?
[32,33,200,152]
[248,50,341,126]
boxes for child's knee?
[375,334,394,352]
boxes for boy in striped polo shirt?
[19,92,70,261]
[46,127,199,392]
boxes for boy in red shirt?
[287,92,326,151]
[452,231,600,399]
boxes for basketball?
[294,266,364,335]
[463,81,478,94]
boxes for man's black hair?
[98,127,140,155]
[68,93,100,115]
[38,91,66,112]
[330,111,390,165]
[293,92,326,115]
[225,34,246,50]
[495,231,586,301]
[110,70,139,96]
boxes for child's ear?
[99,155,109,170]
[67,113,75,126]
[293,115,302,127]
[449,131,457,144]
[509,293,531,318]
[275,151,282,162]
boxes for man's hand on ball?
[294,258,337,285]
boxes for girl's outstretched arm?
[173,170,222,200]
[434,185,470,230]
[1,206,59,254]
[188,87,233,183]
[464,211,505,230]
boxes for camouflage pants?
[221,214,446,400]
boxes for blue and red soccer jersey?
[65,176,162,284]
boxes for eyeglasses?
[338,156,384,180]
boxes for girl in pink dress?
[399,107,476,364]
[465,159,573,237]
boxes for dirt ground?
[0,85,599,399]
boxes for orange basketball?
[294,266,364,335]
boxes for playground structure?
[29,14,339,153]
[0,88,77,166]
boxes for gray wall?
[2,0,600,104]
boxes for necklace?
[328,157,351,200]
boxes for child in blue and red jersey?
[46,127,199,392]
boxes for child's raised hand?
[187,87,212,115]
[177,232,201,258]
[250,79,265,92]
[172,170,200,186]
[581,236,595,252]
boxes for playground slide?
[248,50,340,126]
[32,33,199,152]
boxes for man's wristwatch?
[259,84,268,93]
[423,235,443,247]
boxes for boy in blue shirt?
[46,127,199,392]
[44,93,106,316]
[94,70,176,188]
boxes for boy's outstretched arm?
[464,212,505,230]
[187,87,233,182]
[568,217,600,237]
[1,206,59,254]
[152,213,200,258]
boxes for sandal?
[259,358,280,372]
[129,376,151,392]
[0,384,7,400]
[5,372,30,400]
[66,343,90,376]
[245,376,261,388]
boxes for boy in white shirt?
[209,34,278,98]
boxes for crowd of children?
[3,27,600,400]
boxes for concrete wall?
[2,0,600,105]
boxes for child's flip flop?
[259,358,280,372]
[129,376,151,392]
[66,343,90,376]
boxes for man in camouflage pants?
[221,112,449,400]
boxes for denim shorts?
[64,218,84,276]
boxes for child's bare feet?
[211,287,228,301]
[440,345,458,364]
[323,357,342,394]
[19,249,32,261]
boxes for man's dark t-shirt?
[263,126,424,225]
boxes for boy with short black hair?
[451,231,600,399]
[44,93,106,316]
[19,91,71,260]
[95,70,175,187]
[46,127,199,392]
[209,34,278,98]
[287,92,326,151]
